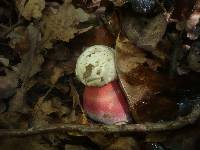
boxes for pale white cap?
[75,45,117,87]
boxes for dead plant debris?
[0,0,199,149]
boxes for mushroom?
[75,45,131,124]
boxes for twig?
[0,104,199,137]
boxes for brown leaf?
[15,24,43,80]
[65,145,88,150]
[33,97,71,127]
[9,24,43,112]
[116,34,178,123]
[173,0,195,21]
[0,112,26,129]
[50,67,64,85]
[122,13,167,52]
[16,0,45,20]
[109,0,127,6]
[17,53,44,79]
[0,137,56,150]
[187,42,200,72]
[7,24,43,79]
[40,0,92,48]
[7,26,29,54]
[0,69,18,100]
[105,137,139,150]
[186,0,200,40]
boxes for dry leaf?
[0,69,18,100]
[115,34,178,123]
[7,24,43,79]
[15,24,43,80]
[0,56,9,67]
[0,112,24,129]
[7,26,29,54]
[65,144,88,150]
[187,42,200,72]
[40,0,92,48]
[122,13,167,52]
[105,137,139,150]
[186,0,200,40]
[33,97,71,127]
[109,0,127,6]
[17,53,44,79]
[50,67,64,84]
[0,137,56,150]
[16,0,45,20]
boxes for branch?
[0,104,199,137]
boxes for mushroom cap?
[75,45,117,87]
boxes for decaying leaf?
[7,26,29,54]
[163,121,200,150]
[15,24,43,80]
[33,97,71,127]
[0,137,56,150]
[116,34,178,123]
[8,24,43,112]
[7,24,43,79]
[17,53,44,79]
[0,56,9,67]
[0,69,18,100]
[65,144,88,150]
[186,0,200,40]
[16,0,45,20]
[187,42,200,72]
[40,0,92,48]
[105,137,139,150]
[109,0,127,6]
[122,13,167,52]
[0,112,27,129]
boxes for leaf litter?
[0,0,200,149]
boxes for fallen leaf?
[105,137,139,150]
[0,69,18,100]
[0,112,29,129]
[122,13,167,52]
[0,56,9,67]
[186,0,200,40]
[40,0,92,48]
[65,144,88,150]
[15,24,43,80]
[0,137,56,150]
[17,53,44,79]
[109,0,127,6]
[187,42,200,72]
[33,97,71,127]
[115,34,178,123]
[16,0,45,20]
[7,26,29,54]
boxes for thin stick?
[0,104,199,137]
